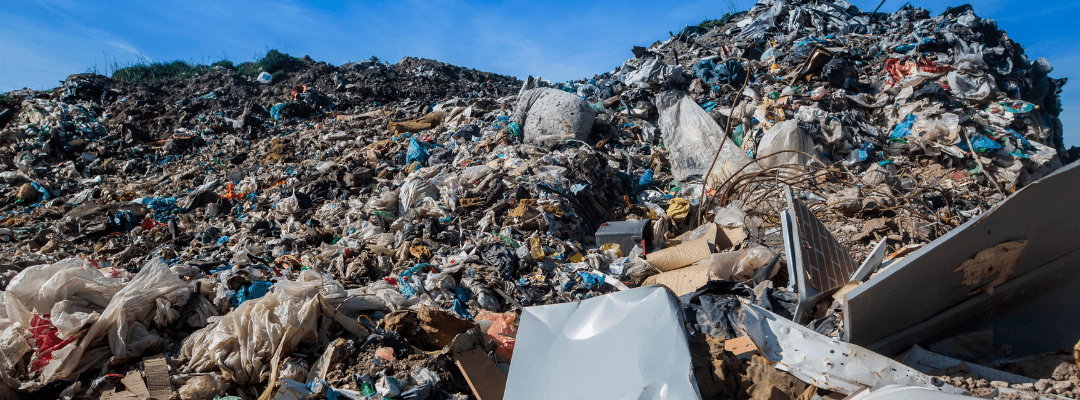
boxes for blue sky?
[2,0,1078,145]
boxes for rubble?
[0,0,1074,399]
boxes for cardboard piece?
[642,263,712,296]
[724,336,757,360]
[647,239,714,272]
[647,223,744,272]
[308,337,348,383]
[142,355,172,400]
[123,370,151,399]
[454,348,506,400]
[100,370,151,400]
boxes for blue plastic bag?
[890,114,917,138]
[638,169,654,186]
[270,103,286,121]
[406,137,429,166]
[576,271,605,290]
[232,280,273,307]
[141,197,176,209]
[694,59,747,87]
[959,134,1003,153]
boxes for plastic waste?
[657,92,757,184]
[44,259,198,383]
[756,119,817,169]
[181,270,340,384]
[512,88,595,146]
[178,374,229,400]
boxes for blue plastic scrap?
[398,279,417,298]
[890,114,917,138]
[406,137,429,166]
[30,182,50,200]
[576,271,605,290]
[270,103,287,121]
[453,286,473,321]
[796,36,828,47]
[638,169,654,186]
[959,134,1004,153]
[233,280,273,306]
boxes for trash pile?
[0,0,1075,399]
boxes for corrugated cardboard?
[142,355,172,400]
[642,263,712,296]
[646,224,744,272]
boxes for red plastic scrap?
[885,57,952,82]
[28,314,80,373]
[475,311,518,359]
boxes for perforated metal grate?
[790,196,857,293]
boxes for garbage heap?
[0,0,1075,399]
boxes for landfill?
[0,0,1076,399]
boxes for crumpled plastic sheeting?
[2,258,126,338]
[504,286,700,400]
[398,175,440,217]
[740,303,966,395]
[947,71,995,101]
[657,91,757,184]
[618,58,684,89]
[737,0,866,41]
[181,270,339,385]
[694,59,747,87]
[45,259,197,383]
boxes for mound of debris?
[0,0,1074,399]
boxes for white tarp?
[504,286,700,400]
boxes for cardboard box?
[642,263,712,296]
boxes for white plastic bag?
[657,92,757,185]
[398,176,440,217]
[364,188,399,214]
[512,88,595,146]
[756,120,817,169]
[459,165,493,188]
[702,246,775,281]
